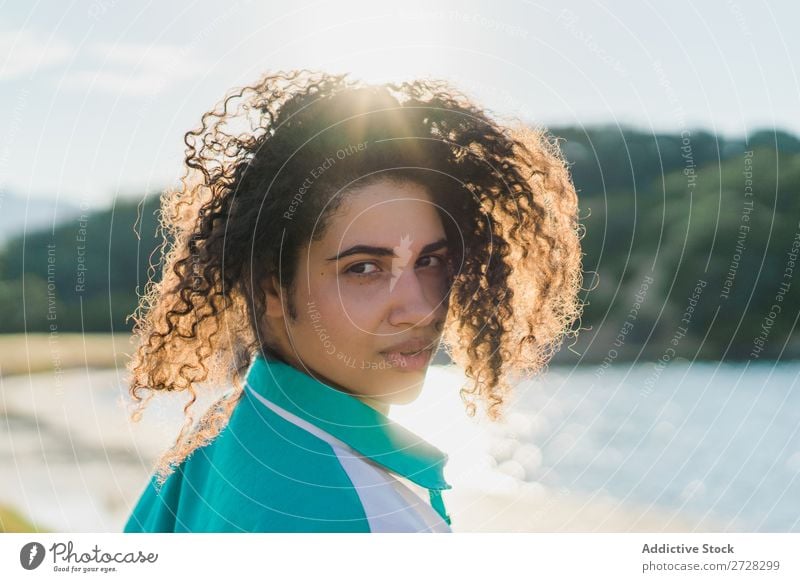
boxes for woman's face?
[264,178,453,412]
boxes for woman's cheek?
[339,290,386,329]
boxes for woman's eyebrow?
[325,238,449,262]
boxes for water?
[492,360,800,531]
[2,361,798,531]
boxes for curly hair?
[127,69,584,484]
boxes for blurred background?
[1,0,799,532]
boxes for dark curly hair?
[127,69,584,483]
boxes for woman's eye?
[345,255,447,278]
[346,262,380,276]
[417,255,445,268]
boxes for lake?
[1,360,797,531]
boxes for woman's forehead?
[317,180,446,249]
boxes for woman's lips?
[379,348,433,371]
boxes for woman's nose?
[386,267,444,328]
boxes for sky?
[1,0,798,208]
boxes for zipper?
[428,489,452,526]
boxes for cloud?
[63,41,207,97]
[0,29,74,80]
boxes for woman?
[123,70,583,532]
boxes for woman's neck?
[352,394,391,416]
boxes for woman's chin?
[381,377,426,406]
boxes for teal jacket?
[123,353,452,532]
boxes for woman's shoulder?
[124,391,373,532]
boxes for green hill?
[2,127,799,361]
[0,196,162,333]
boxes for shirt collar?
[243,353,451,491]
